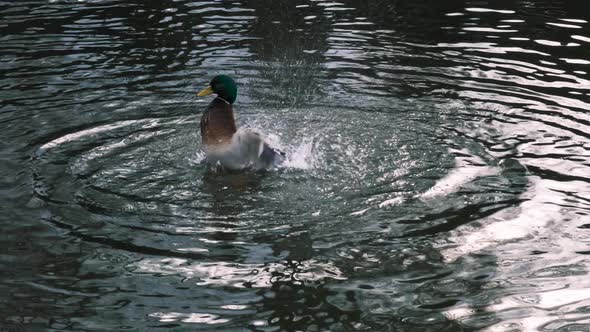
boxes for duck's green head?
[197,75,237,104]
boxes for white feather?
[204,128,269,170]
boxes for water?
[1,0,590,330]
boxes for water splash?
[281,136,322,170]
[242,124,324,171]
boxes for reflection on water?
[2,0,590,330]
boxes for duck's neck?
[201,98,237,146]
[216,96,231,105]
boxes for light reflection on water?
[1,0,590,330]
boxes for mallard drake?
[196,75,285,171]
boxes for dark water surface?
[2,0,590,331]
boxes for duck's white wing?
[205,128,283,170]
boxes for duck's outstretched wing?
[205,128,285,170]
[234,128,285,170]
[259,143,286,168]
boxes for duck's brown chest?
[200,99,237,146]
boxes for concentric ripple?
[2,0,590,331]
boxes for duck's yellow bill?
[197,86,214,97]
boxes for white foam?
[149,312,229,324]
[37,120,140,154]
[419,149,500,200]
[350,207,370,216]
[378,197,404,208]
[36,117,183,156]
[132,256,346,289]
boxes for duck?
[196,75,285,171]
